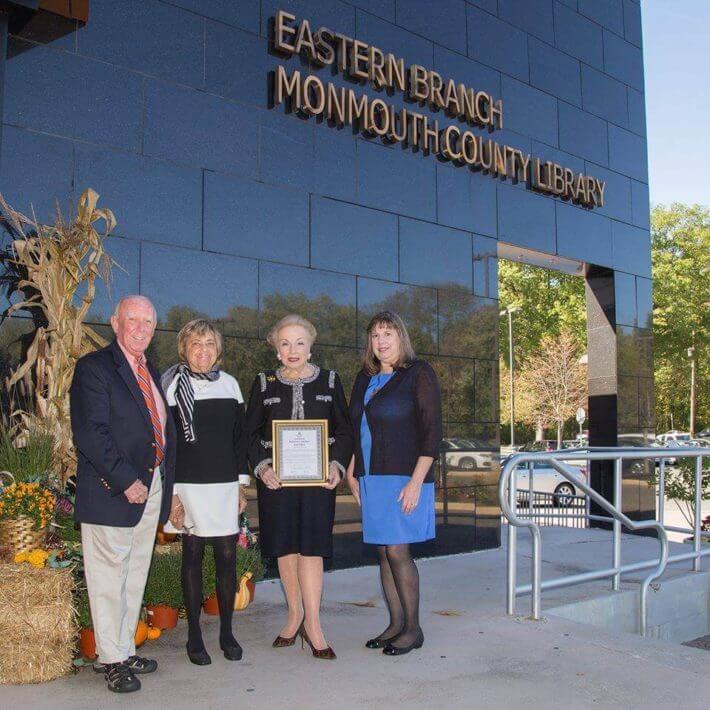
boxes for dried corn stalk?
[0,189,116,484]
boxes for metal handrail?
[498,447,709,636]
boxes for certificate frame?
[272,419,329,487]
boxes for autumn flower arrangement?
[0,482,55,530]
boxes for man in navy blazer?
[70,295,175,694]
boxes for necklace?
[192,378,211,393]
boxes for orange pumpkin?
[155,524,177,546]
[135,620,149,647]
[146,627,161,640]
[234,572,253,610]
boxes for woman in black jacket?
[347,311,442,656]
[246,314,353,660]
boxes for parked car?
[651,438,689,465]
[441,438,492,471]
[520,440,557,452]
[697,429,710,439]
[503,457,587,507]
[656,431,692,445]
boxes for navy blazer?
[70,340,176,527]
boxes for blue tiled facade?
[0,0,653,550]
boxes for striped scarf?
[162,363,220,443]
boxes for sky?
[642,0,710,207]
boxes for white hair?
[112,295,157,321]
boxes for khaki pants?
[81,470,162,664]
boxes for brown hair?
[362,311,416,375]
[177,319,223,366]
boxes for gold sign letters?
[271,11,605,209]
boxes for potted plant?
[235,545,265,610]
[143,548,182,629]
[77,588,96,660]
[0,481,56,556]
[202,519,265,615]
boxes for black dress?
[246,365,354,558]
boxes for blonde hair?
[362,311,415,375]
[266,314,317,348]
[177,319,223,365]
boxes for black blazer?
[349,359,442,482]
[70,340,176,527]
[246,366,353,475]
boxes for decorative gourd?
[134,620,149,647]
[146,626,161,640]
[234,572,253,610]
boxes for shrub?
[202,543,264,600]
[144,550,183,608]
[76,588,92,630]
[0,425,54,484]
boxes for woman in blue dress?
[347,311,442,656]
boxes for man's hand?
[239,488,248,514]
[124,479,149,504]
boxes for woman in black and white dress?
[162,319,250,667]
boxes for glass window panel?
[6,38,143,150]
[357,277,437,355]
[83,237,141,325]
[259,262,356,347]
[144,80,258,176]
[0,126,73,225]
[77,0,203,86]
[204,172,308,265]
[358,142,436,223]
[438,288,497,359]
[311,197,398,281]
[400,218,472,289]
[475,359,499,423]
[141,243,258,336]
[75,145,203,249]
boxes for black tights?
[181,534,238,652]
[375,544,422,648]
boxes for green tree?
[497,260,587,366]
[651,204,710,432]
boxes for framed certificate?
[272,419,329,486]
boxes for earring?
[307,353,311,360]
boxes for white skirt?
[163,481,240,537]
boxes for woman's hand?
[169,494,185,529]
[260,466,281,490]
[398,479,422,515]
[347,474,360,506]
[324,462,342,490]
[238,488,248,513]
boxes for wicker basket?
[0,516,46,557]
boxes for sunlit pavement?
[4,527,710,710]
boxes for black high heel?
[383,632,424,656]
[186,645,212,666]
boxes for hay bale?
[0,564,76,685]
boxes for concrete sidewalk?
[4,527,710,710]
